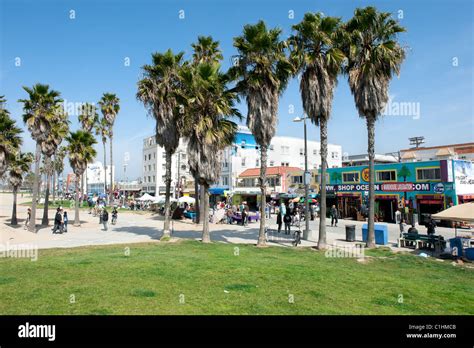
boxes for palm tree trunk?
[194,174,200,223]
[318,119,328,250]
[52,170,56,206]
[42,157,51,225]
[201,182,211,243]
[103,141,107,196]
[366,116,376,248]
[28,143,41,232]
[257,145,268,247]
[109,136,114,205]
[163,149,172,238]
[74,173,81,226]
[11,186,18,225]
[81,174,84,206]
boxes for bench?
[398,233,446,253]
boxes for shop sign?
[361,167,370,182]
[326,183,431,192]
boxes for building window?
[162,175,166,182]
[281,146,289,155]
[300,148,304,156]
[416,167,441,181]
[241,157,246,167]
[148,165,151,171]
[148,176,151,182]
[144,177,146,183]
[342,172,360,183]
[181,164,187,171]
[223,177,228,186]
[144,166,146,172]
[256,159,259,167]
[270,161,274,166]
[268,177,281,187]
[313,149,317,155]
[376,170,397,182]
[153,164,156,170]
[331,152,338,159]
[162,164,166,170]
[162,152,166,158]
[292,176,303,184]
[144,155,147,161]
[148,154,151,160]
[181,154,186,160]
[269,144,274,151]
[153,176,155,183]
[281,162,289,167]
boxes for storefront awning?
[209,186,229,195]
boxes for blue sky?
[1,0,473,180]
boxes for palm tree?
[65,131,97,226]
[19,84,63,232]
[40,107,69,225]
[9,152,33,225]
[230,21,292,246]
[343,7,406,247]
[98,94,120,204]
[289,13,345,250]
[189,36,225,224]
[137,49,185,239]
[53,146,67,205]
[78,103,99,202]
[0,96,23,177]
[179,61,240,242]
[94,117,109,196]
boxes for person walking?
[330,205,338,227]
[284,211,292,235]
[24,208,31,230]
[63,210,68,233]
[52,208,63,234]
[102,208,109,231]
[276,210,282,233]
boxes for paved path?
[1,193,470,251]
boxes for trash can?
[345,225,356,242]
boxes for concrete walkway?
[1,193,470,252]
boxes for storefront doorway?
[417,197,444,225]
[375,196,398,223]
[337,193,361,220]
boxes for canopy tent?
[137,193,155,201]
[152,196,177,204]
[432,203,474,223]
[432,202,474,237]
[178,196,195,204]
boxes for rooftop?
[239,166,302,177]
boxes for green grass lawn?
[1,241,472,315]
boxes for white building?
[85,161,114,194]
[217,126,343,189]
[400,142,474,163]
[142,136,193,196]
[142,126,343,195]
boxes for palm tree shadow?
[111,226,161,240]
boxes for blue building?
[325,160,472,225]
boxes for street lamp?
[293,115,311,240]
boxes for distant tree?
[8,152,34,225]
[0,96,23,178]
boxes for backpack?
[102,211,109,222]
[284,214,291,223]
